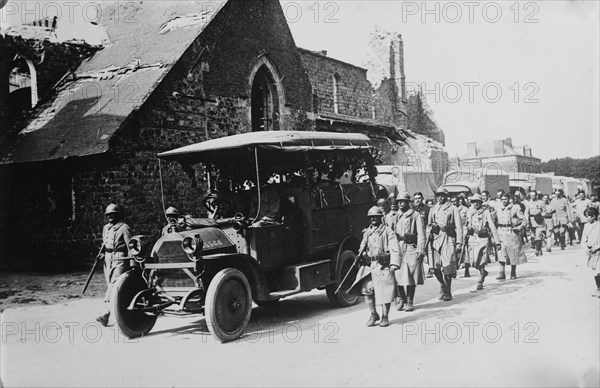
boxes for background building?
[457,138,541,174]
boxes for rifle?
[457,231,470,269]
[334,245,367,295]
[79,245,105,298]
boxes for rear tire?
[112,270,157,338]
[326,250,361,307]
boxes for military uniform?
[427,201,463,276]
[348,210,400,327]
[427,191,463,301]
[465,197,500,290]
[581,212,600,298]
[524,198,546,255]
[348,223,400,302]
[395,208,426,286]
[552,196,573,249]
[96,204,133,326]
[496,203,527,279]
[541,199,556,252]
[102,221,133,287]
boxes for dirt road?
[1,246,598,387]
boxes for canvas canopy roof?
[158,131,372,162]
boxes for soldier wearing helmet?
[524,189,546,256]
[394,192,425,312]
[465,194,500,290]
[162,206,182,235]
[97,203,133,326]
[348,205,400,327]
[426,186,463,301]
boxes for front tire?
[112,270,157,338]
[205,268,253,343]
[326,250,361,307]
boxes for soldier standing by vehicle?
[348,206,400,327]
[413,192,432,278]
[496,193,527,280]
[465,194,501,290]
[581,207,600,298]
[394,192,425,312]
[96,204,133,326]
[427,187,463,301]
[524,190,546,256]
[541,194,556,253]
[552,189,574,250]
[162,206,182,235]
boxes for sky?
[1,0,598,162]
[281,0,600,161]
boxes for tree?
[541,156,600,189]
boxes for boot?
[443,276,453,301]
[396,286,407,311]
[560,234,566,250]
[594,275,600,298]
[96,312,110,327]
[510,265,517,280]
[477,268,487,290]
[496,263,506,280]
[379,303,391,327]
[365,295,380,327]
[405,286,416,311]
[426,267,434,278]
[464,263,471,278]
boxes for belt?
[498,224,512,228]
[368,255,390,267]
[105,248,127,254]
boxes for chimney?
[494,140,505,155]
[504,137,512,148]
[467,142,477,157]
[390,34,406,104]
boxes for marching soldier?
[581,207,600,298]
[348,206,400,327]
[162,206,182,235]
[451,195,470,277]
[541,194,556,253]
[465,194,501,290]
[572,191,591,243]
[385,200,400,231]
[413,192,432,278]
[394,192,425,312]
[496,193,527,280]
[427,187,463,301]
[96,204,134,326]
[524,190,546,256]
[552,189,574,250]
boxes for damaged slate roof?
[1,1,227,164]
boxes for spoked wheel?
[111,270,157,338]
[326,250,361,307]
[205,268,253,343]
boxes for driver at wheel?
[162,206,182,235]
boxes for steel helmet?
[435,187,449,196]
[470,194,483,202]
[396,192,412,202]
[367,206,384,217]
[165,206,180,217]
[105,203,121,215]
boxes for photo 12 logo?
[406,81,540,104]
[1,1,140,24]
[399,1,540,24]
